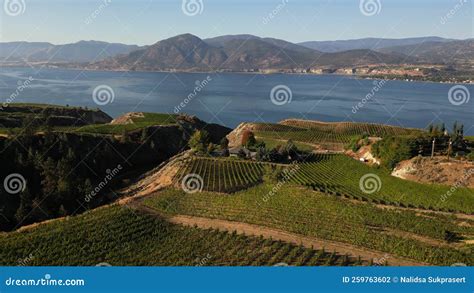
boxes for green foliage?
[144,185,473,266]
[371,136,419,169]
[175,157,268,193]
[253,121,421,146]
[188,130,210,153]
[291,154,473,213]
[0,205,356,266]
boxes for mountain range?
[1,34,473,72]
[0,41,140,63]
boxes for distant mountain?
[299,37,452,52]
[0,42,53,60]
[379,40,474,64]
[90,34,409,72]
[0,41,140,63]
[205,34,316,54]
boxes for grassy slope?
[143,185,474,265]
[0,205,356,266]
[73,113,178,134]
[293,154,474,213]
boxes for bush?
[372,136,419,169]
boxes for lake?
[1,67,473,134]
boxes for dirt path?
[169,215,428,266]
[125,199,428,266]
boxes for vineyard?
[0,205,358,266]
[144,185,474,265]
[252,120,421,146]
[74,113,178,135]
[290,154,474,213]
[172,157,269,193]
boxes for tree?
[220,137,229,150]
[237,149,247,159]
[241,130,256,147]
[188,130,209,153]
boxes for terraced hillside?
[144,185,474,266]
[172,157,269,193]
[0,205,358,266]
[291,154,474,213]
[74,112,179,134]
[251,120,422,147]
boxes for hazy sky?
[1,0,472,45]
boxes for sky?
[0,0,473,45]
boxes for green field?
[174,157,269,193]
[253,121,421,146]
[74,113,178,134]
[257,137,315,152]
[0,205,359,266]
[291,154,474,213]
[143,185,474,266]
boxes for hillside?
[88,34,413,72]
[379,40,474,65]
[299,37,452,52]
[0,103,112,128]
[0,41,140,63]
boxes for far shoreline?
[1,64,473,86]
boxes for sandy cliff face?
[226,122,260,147]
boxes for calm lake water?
[1,67,473,134]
